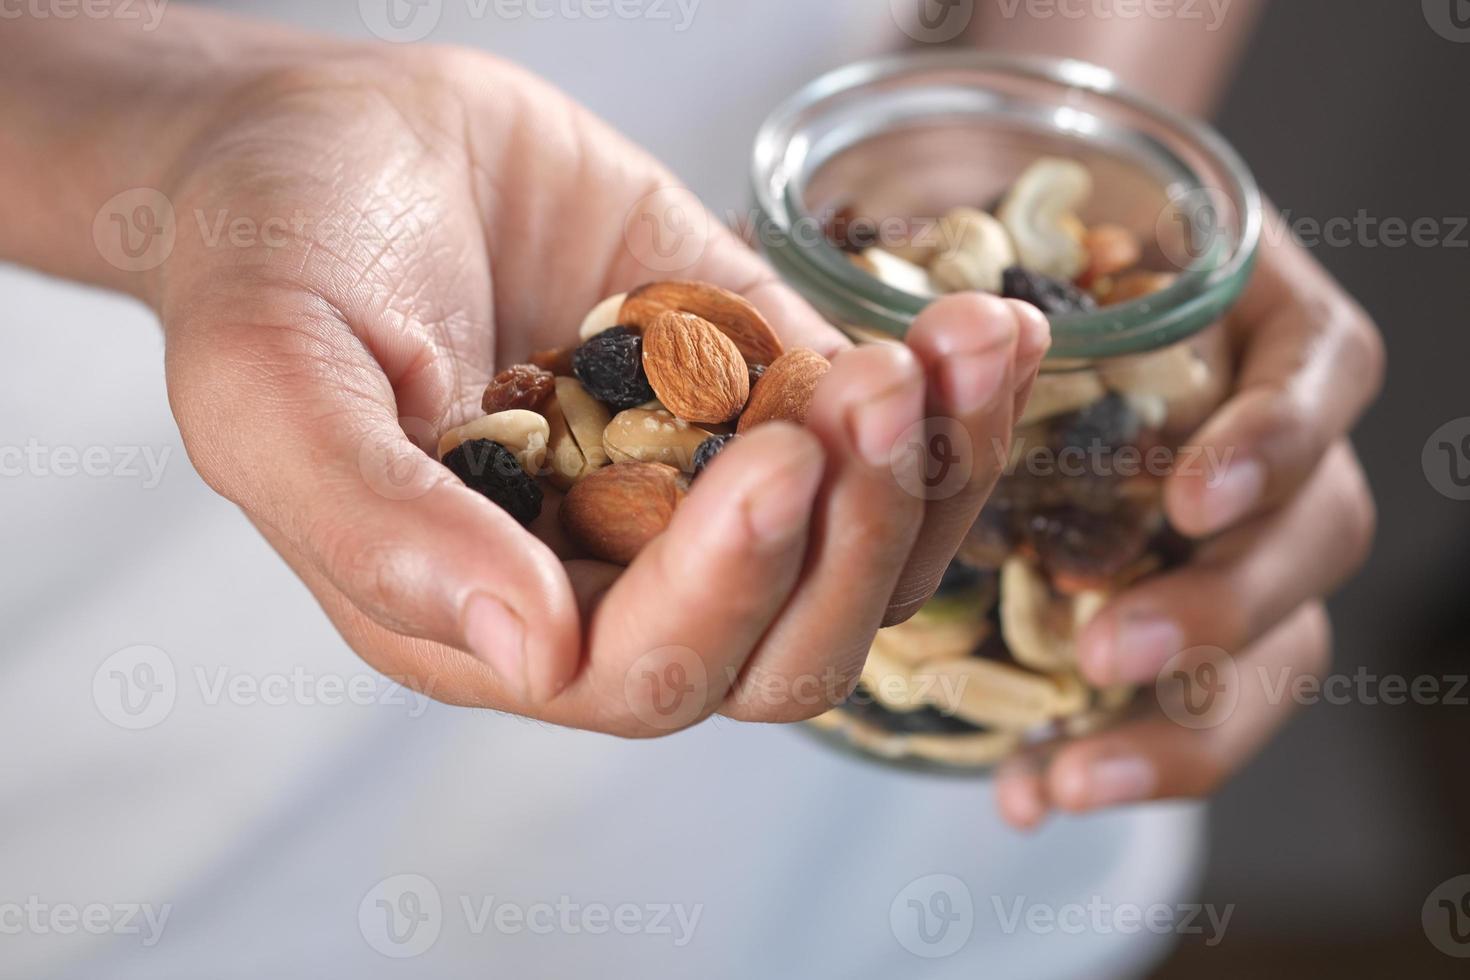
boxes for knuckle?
[1329,452,1378,573]
[1338,310,1388,398]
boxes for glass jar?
[750,52,1262,772]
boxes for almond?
[620,280,785,367]
[641,312,749,425]
[559,461,687,565]
[736,347,830,433]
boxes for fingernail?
[1112,614,1185,682]
[1203,457,1266,532]
[463,593,528,701]
[1007,299,1052,365]
[745,441,825,547]
[1086,755,1157,807]
[942,347,1012,417]
[850,361,923,468]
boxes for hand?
[151,42,1047,735]
[995,214,1385,827]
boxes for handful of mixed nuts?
[438,281,830,565]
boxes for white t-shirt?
[0,3,1204,977]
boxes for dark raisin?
[1048,392,1140,455]
[572,326,656,410]
[441,439,542,526]
[825,205,882,254]
[1002,265,1098,316]
[840,685,989,736]
[936,561,987,597]
[748,362,767,389]
[691,433,736,478]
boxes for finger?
[720,344,928,722]
[1044,602,1331,812]
[994,754,1050,832]
[885,295,1048,622]
[545,424,826,736]
[167,307,581,701]
[1166,224,1385,537]
[1078,442,1373,687]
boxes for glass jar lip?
[751,50,1263,360]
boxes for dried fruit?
[1002,265,1098,316]
[603,408,711,472]
[1079,224,1142,286]
[578,292,627,342]
[572,326,656,412]
[620,281,784,367]
[481,364,555,415]
[1099,270,1176,306]
[641,312,750,424]
[559,461,687,565]
[1048,391,1141,455]
[691,433,735,478]
[923,655,1075,731]
[530,346,575,376]
[737,347,830,433]
[824,205,882,254]
[841,685,988,736]
[441,439,543,526]
[438,410,551,476]
[1024,506,1151,589]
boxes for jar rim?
[750,50,1263,360]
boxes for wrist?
[0,6,347,304]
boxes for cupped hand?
[996,213,1385,827]
[154,44,1046,736]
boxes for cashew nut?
[999,557,1107,673]
[554,377,612,473]
[851,248,937,297]
[929,207,1016,294]
[998,158,1093,280]
[1100,331,1230,436]
[921,657,1076,731]
[1018,368,1108,427]
[438,410,550,475]
[578,292,627,341]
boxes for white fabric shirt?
[0,2,1204,977]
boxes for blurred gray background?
[1155,1,1470,975]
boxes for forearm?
[971,0,1266,116]
[0,4,328,298]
